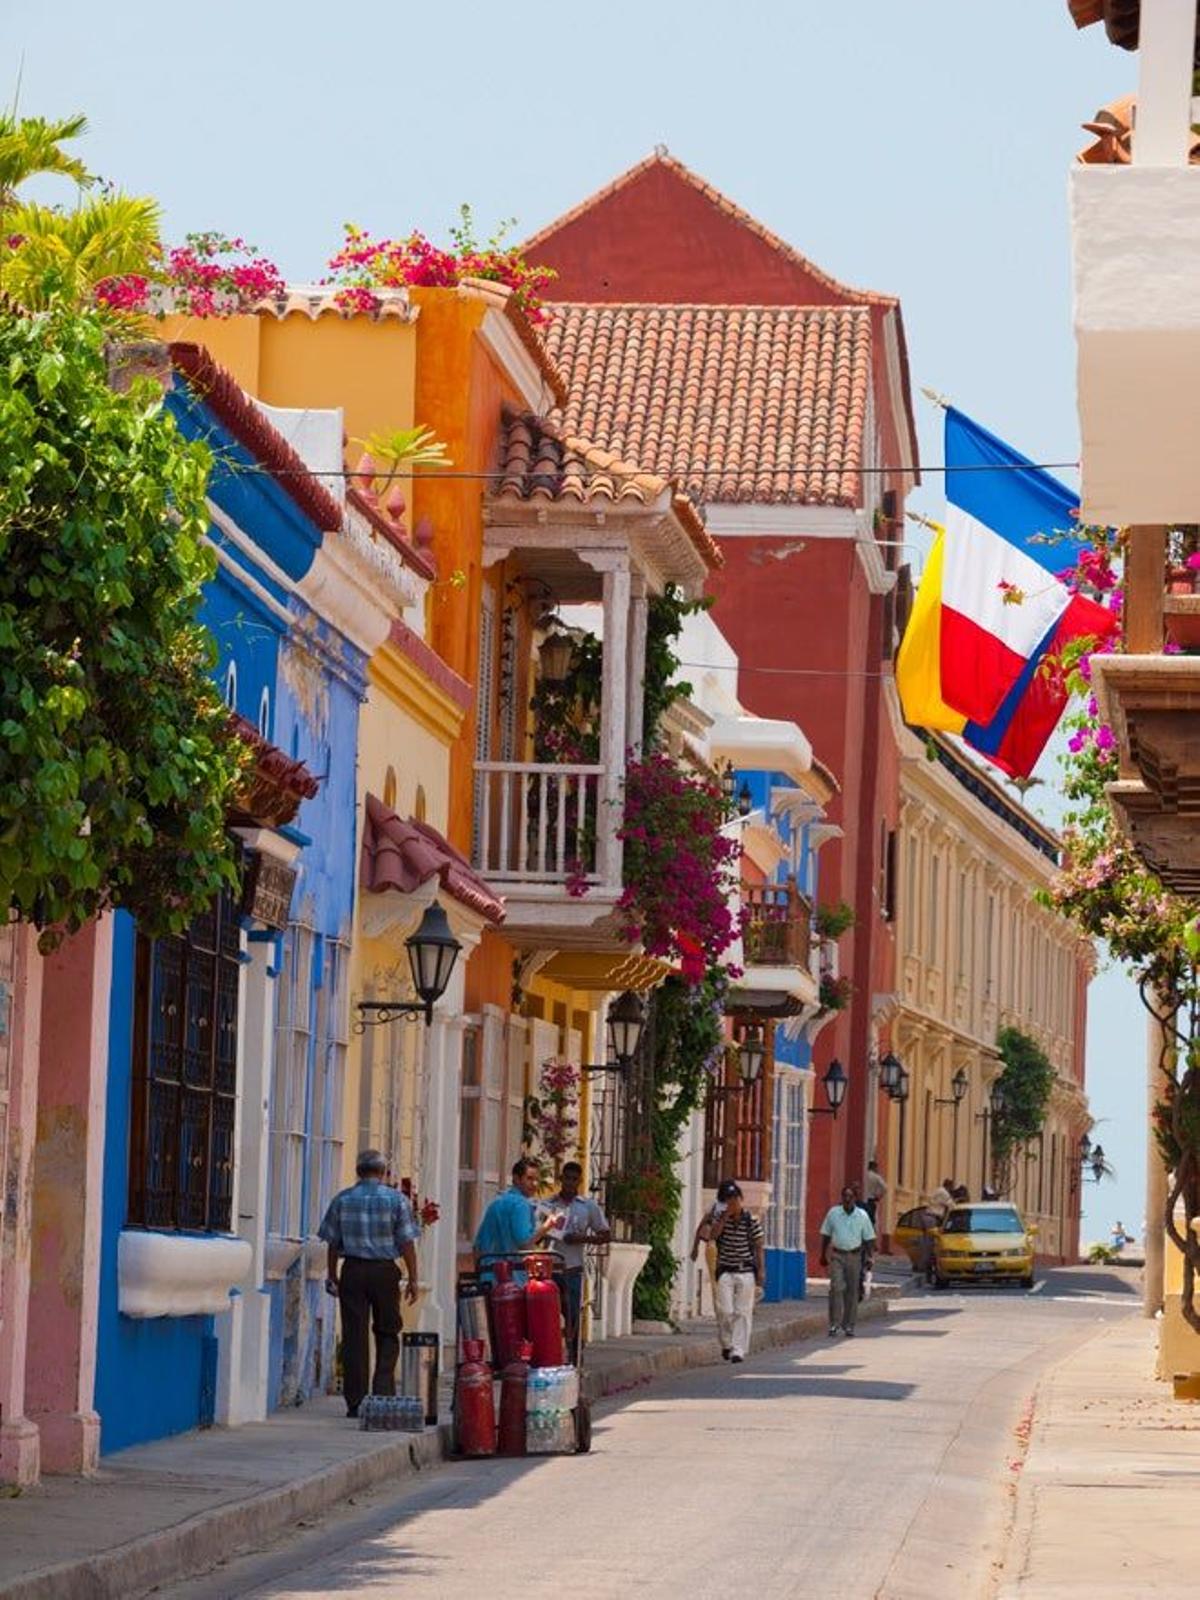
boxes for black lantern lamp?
[355,901,462,1030]
[891,1065,910,1103]
[538,630,575,685]
[879,1051,903,1096]
[1089,1142,1106,1183]
[738,1025,767,1085]
[737,780,754,819]
[1079,1132,1093,1164]
[810,1057,848,1118]
[606,990,646,1072]
[936,1064,970,1110]
[720,760,737,811]
[989,1077,1006,1116]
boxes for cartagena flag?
[896,409,1117,778]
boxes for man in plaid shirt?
[320,1150,420,1418]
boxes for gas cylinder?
[525,1255,565,1368]
[455,1338,496,1457]
[489,1259,528,1367]
[497,1338,533,1457]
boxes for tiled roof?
[524,150,898,311]
[542,303,872,507]
[228,712,320,829]
[492,407,722,568]
[360,794,505,924]
[169,343,343,532]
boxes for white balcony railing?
[472,761,609,886]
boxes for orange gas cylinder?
[489,1259,528,1367]
[525,1256,564,1368]
[455,1338,496,1457]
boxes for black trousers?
[339,1257,402,1410]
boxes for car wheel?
[1021,1274,1035,1290]
[933,1271,948,1290]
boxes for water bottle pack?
[525,1364,579,1411]
[359,1395,425,1433]
[525,1406,577,1455]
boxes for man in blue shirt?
[474,1157,556,1268]
[819,1185,876,1338]
[320,1149,420,1418]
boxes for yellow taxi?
[932,1201,1037,1289]
[893,1205,939,1269]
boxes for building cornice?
[369,637,469,746]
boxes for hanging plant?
[522,1056,581,1176]
[814,900,856,940]
[818,973,852,1014]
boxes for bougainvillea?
[523,1056,582,1176]
[617,750,742,968]
[1041,522,1200,1328]
[95,231,285,319]
[325,206,556,322]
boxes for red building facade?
[527,153,920,1256]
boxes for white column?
[597,562,631,884]
[626,575,649,758]
[216,932,277,1426]
[1135,0,1196,167]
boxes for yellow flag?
[895,529,967,733]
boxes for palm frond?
[0,112,91,206]
[0,193,161,311]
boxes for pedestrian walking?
[710,1180,764,1363]
[542,1160,610,1360]
[319,1149,420,1419]
[819,1185,876,1336]
[864,1159,888,1229]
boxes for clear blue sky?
[3,0,1143,1238]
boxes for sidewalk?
[998,1315,1200,1599]
[0,1286,892,1600]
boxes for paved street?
[162,1267,1139,1600]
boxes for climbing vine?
[991,1026,1056,1194]
[0,304,246,941]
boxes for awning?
[537,949,674,994]
[360,794,505,924]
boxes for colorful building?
[524,150,919,1254]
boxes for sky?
[1,0,1145,1238]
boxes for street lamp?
[1079,1132,1093,1164]
[538,630,575,685]
[935,1066,969,1108]
[736,780,753,819]
[738,1024,766,1085]
[606,990,646,1071]
[355,901,463,1029]
[879,1051,903,1096]
[719,760,737,813]
[1087,1142,1106,1183]
[810,1057,848,1119]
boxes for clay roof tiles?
[543,303,873,508]
[492,407,722,569]
[360,794,505,924]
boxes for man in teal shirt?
[474,1157,556,1268]
[819,1185,876,1337]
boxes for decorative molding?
[479,306,559,413]
[370,638,469,747]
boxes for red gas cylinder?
[525,1255,565,1368]
[489,1259,528,1367]
[455,1338,496,1457]
[497,1338,533,1457]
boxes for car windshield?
[943,1208,1023,1234]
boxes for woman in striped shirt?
[710,1180,765,1363]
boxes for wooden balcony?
[741,882,813,971]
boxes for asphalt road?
[163,1265,1140,1600]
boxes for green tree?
[0,111,91,207]
[992,1026,1056,1194]
[0,303,246,940]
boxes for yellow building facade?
[889,731,1092,1263]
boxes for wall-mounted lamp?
[809,1058,848,1119]
[355,901,462,1030]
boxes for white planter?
[605,1242,651,1340]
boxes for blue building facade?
[94,355,366,1451]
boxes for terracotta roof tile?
[543,304,872,507]
[492,407,721,568]
[523,150,898,311]
[1076,94,1200,164]
[360,793,505,924]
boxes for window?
[906,835,918,956]
[956,873,966,981]
[767,1072,807,1253]
[457,1022,483,1246]
[224,661,238,710]
[269,925,314,1239]
[307,938,348,1236]
[472,588,497,858]
[929,855,941,965]
[985,894,996,997]
[414,784,427,824]
[258,686,271,739]
[129,889,241,1231]
[382,766,398,810]
[881,825,897,923]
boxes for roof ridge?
[546,300,873,316]
[522,150,900,309]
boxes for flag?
[894,526,966,734]
[939,408,1080,725]
[896,408,1117,779]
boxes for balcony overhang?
[1071,164,1200,523]
[488,886,629,951]
[1092,653,1200,893]
[732,966,820,1011]
[706,715,813,786]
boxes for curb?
[5,1293,892,1600]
